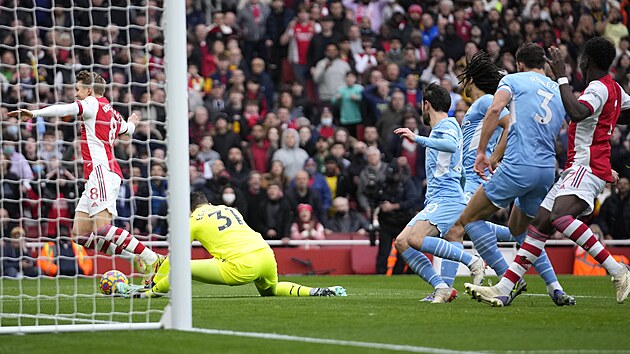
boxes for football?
[99,270,129,295]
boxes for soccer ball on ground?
[100,270,129,295]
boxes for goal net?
[0,0,188,333]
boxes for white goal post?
[0,0,189,334]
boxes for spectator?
[272,128,309,180]
[205,159,231,197]
[148,162,168,236]
[0,153,20,219]
[357,146,388,214]
[315,107,337,140]
[303,157,332,210]
[243,171,266,223]
[361,79,390,125]
[225,146,251,189]
[197,135,221,164]
[597,177,630,240]
[332,71,363,136]
[329,0,352,35]
[323,155,351,201]
[265,0,294,84]
[282,170,329,236]
[3,142,33,183]
[290,203,326,241]
[1,227,38,278]
[390,112,428,188]
[309,17,340,70]
[237,0,271,63]
[205,81,227,117]
[215,185,248,217]
[281,4,315,84]
[253,182,288,239]
[247,123,273,173]
[312,43,351,106]
[353,36,378,75]
[250,57,275,106]
[376,90,406,149]
[326,196,370,235]
[212,114,241,161]
[298,126,316,156]
[420,56,458,87]
[189,106,213,145]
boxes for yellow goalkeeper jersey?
[190,204,269,261]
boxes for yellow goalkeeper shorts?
[218,247,278,292]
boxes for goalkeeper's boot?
[464,283,511,307]
[431,287,457,304]
[420,291,436,302]
[141,253,166,288]
[552,289,576,306]
[612,265,630,304]
[312,286,347,296]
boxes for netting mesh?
[0,0,168,329]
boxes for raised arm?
[547,47,591,123]
[393,127,458,152]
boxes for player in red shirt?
[466,37,630,306]
[9,71,164,284]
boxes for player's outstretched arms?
[7,109,35,121]
[394,127,458,152]
[9,102,80,120]
[546,46,590,123]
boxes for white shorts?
[76,165,122,217]
[540,165,605,216]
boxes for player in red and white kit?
[9,71,163,283]
[466,37,630,306]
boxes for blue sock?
[485,222,515,242]
[466,220,509,276]
[439,242,463,287]
[515,233,559,290]
[401,248,447,288]
[420,237,474,266]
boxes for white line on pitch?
[186,327,483,354]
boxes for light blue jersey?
[424,117,465,204]
[498,72,565,167]
[461,94,508,199]
[408,117,465,235]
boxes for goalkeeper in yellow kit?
[128,192,346,298]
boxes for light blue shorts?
[407,199,466,237]
[482,163,555,218]
[464,174,483,203]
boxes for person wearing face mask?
[215,185,248,218]
[315,108,336,140]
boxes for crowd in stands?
[2,0,630,276]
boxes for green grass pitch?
[1,275,629,353]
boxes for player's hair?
[515,42,546,70]
[583,37,616,71]
[190,191,209,212]
[75,70,106,95]
[190,192,209,213]
[423,83,451,113]
[457,51,504,94]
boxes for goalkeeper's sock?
[96,224,158,265]
[274,282,313,296]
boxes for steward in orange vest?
[37,239,93,276]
